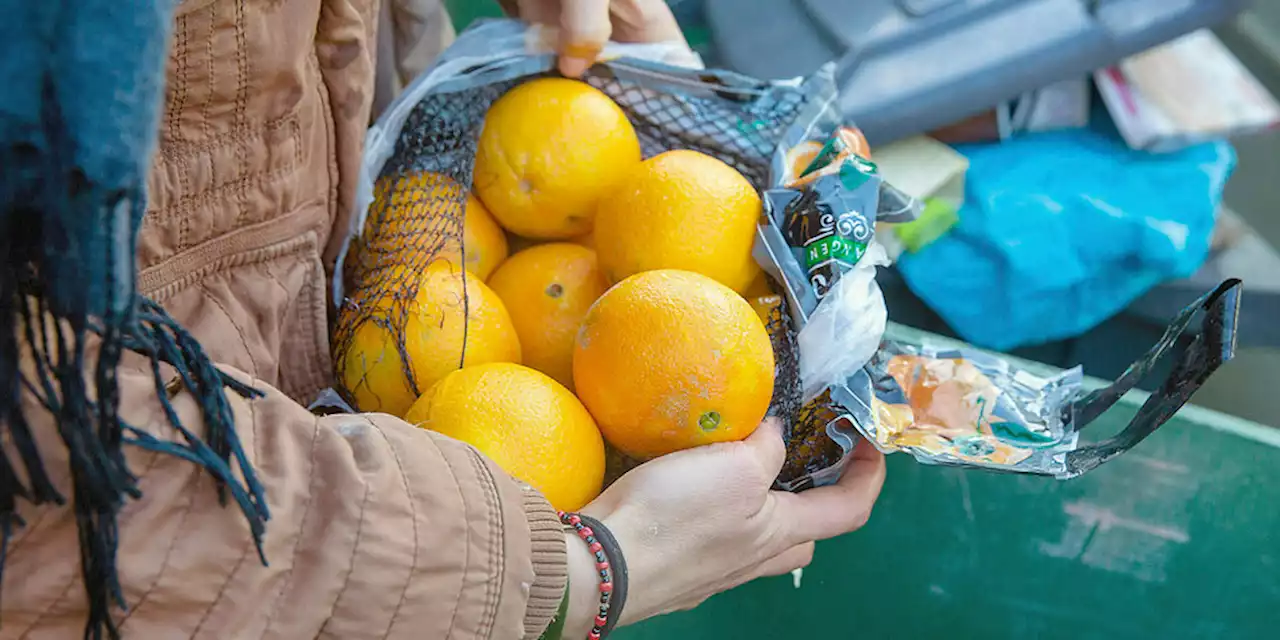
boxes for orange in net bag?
[328,19,896,492]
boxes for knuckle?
[793,544,815,570]
[765,527,794,558]
[751,459,778,486]
[724,443,772,484]
[755,444,786,478]
[848,507,873,531]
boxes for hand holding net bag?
[330,19,881,490]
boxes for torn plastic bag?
[756,117,1239,485]
[753,121,922,489]
[862,279,1242,478]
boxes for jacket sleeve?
[1,365,567,639]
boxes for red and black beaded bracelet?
[559,511,629,640]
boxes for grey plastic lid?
[706,0,1250,145]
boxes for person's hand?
[501,0,688,77]
[560,418,886,635]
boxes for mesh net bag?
[332,20,856,491]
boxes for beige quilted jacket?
[0,1,566,638]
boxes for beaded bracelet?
[559,512,629,640]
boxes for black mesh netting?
[334,69,848,490]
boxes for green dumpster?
[617,324,1280,639]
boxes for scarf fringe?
[1,235,270,639]
[1,2,268,636]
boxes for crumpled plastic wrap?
[753,98,1240,483]
[866,342,1081,474]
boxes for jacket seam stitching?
[150,146,301,226]
[3,503,50,561]
[315,453,372,637]
[189,379,265,637]
[198,283,263,377]
[233,0,251,230]
[273,255,331,400]
[370,417,421,639]
[310,50,342,227]
[167,14,190,147]
[174,0,217,19]
[159,112,297,161]
[13,446,167,638]
[0,418,173,561]
[199,1,214,141]
[147,121,303,227]
[113,465,202,630]
[188,512,255,637]
[140,209,320,300]
[466,447,504,639]
[298,260,329,398]
[259,412,325,637]
[438,440,471,640]
[177,139,194,252]
[260,259,306,398]
[304,256,333,394]
[17,573,79,639]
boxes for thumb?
[743,416,787,483]
[557,0,612,77]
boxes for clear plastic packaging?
[758,124,918,406]
[760,119,1240,483]
[751,110,922,489]
[865,341,1082,474]
[796,244,889,403]
[860,279,1242,478]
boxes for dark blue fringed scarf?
[0,2,270,638]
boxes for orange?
[487,243,608,391]
[473,78,641,239]
[743,271,773,298]
[749,294,783,325]
[339,262,521,417]
[339,306,415,416]
[458,194,509,280]
[571,227,595,250]
[405,363,605,511]
[573,269,775,459]
[352,172,458,273]
[355,172,508,280]
[594,150,762,293]
[506,232,543,255]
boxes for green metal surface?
[618,429,1279,638]
[616,326,1280,638]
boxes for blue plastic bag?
[898,126,1235,350]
